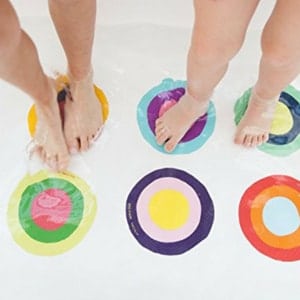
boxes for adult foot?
[33,77,69,171]
[63,70,103,153]
[234,89,279,147]
[155,93,209,152]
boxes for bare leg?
[155,0,259,152]
[48,0,103,153]
[235,0,300,147]
[0,0,69,171]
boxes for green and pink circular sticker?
[7,170,97,256]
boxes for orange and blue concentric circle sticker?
[137,78,216,154]
[7,170,97,256]
[234,85,300,156]
[239,175,300,261]
[126,168,214,255]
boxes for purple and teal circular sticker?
[234,85,300,156]
[137,78,216,154]
[126,168,214,255]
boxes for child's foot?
[155,93,209,152]
[33,78,69,171]
[234,89,279,147]
[63,70,103,153]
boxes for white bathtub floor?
[0,1,299,300]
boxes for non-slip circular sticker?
[7,170,97,256]
[234,85,300,156]
[126,168,214,255]
[137,78,216,154]
[27,75,109,137]
[239,175,300,261]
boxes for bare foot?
[63,70,103,153]
[33,77,69,171]
[155,93,209,152]
[234,89,279,147]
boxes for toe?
[155,118,163,127]
[67,137,80,154]
[156,131,170,145]
[251,136,259,147]
[88,135,93,147]
[92,127,103,142]
[79,136,89,152]
[155,125,167,137]
[164,136,180,152]
[32,145,43,161]
[244,135,253,147]
[155,122,165,135]
[234,131,246,145]
[57,153,69,171]
[256,135,263,146]
[47,155,58,171]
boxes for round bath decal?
[137,78,216,154]
[27,75,109,137]
[7,170,97,256]
[126,168,214,255]
[234,85,300,156]
[239,175,300,261]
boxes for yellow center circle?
[270,102,293,135]
[148,189,190,230]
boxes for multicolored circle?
[7,170,97,256]
[234,85,300,156]
[137,78,216,154]
[126,168,214,255]
[239,175,300,261]
[27,75,109,137]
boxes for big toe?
[164,135,181,153]
[234,131,246,145]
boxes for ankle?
[178,93,209,118]
[251,87,280,105]
[67,66,93,83]
[186,84,212,103]
[34,76,56,107]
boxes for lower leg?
[235,0,300,146]
[48,0,103,152]
[155,0,259,152]
[0,0,69,170]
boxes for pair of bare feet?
[155,89,278,152]
[33,71,103,171]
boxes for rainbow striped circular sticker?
[239,175,300,261]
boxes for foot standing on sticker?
[155,0,300,151]
[0,0,103,171]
